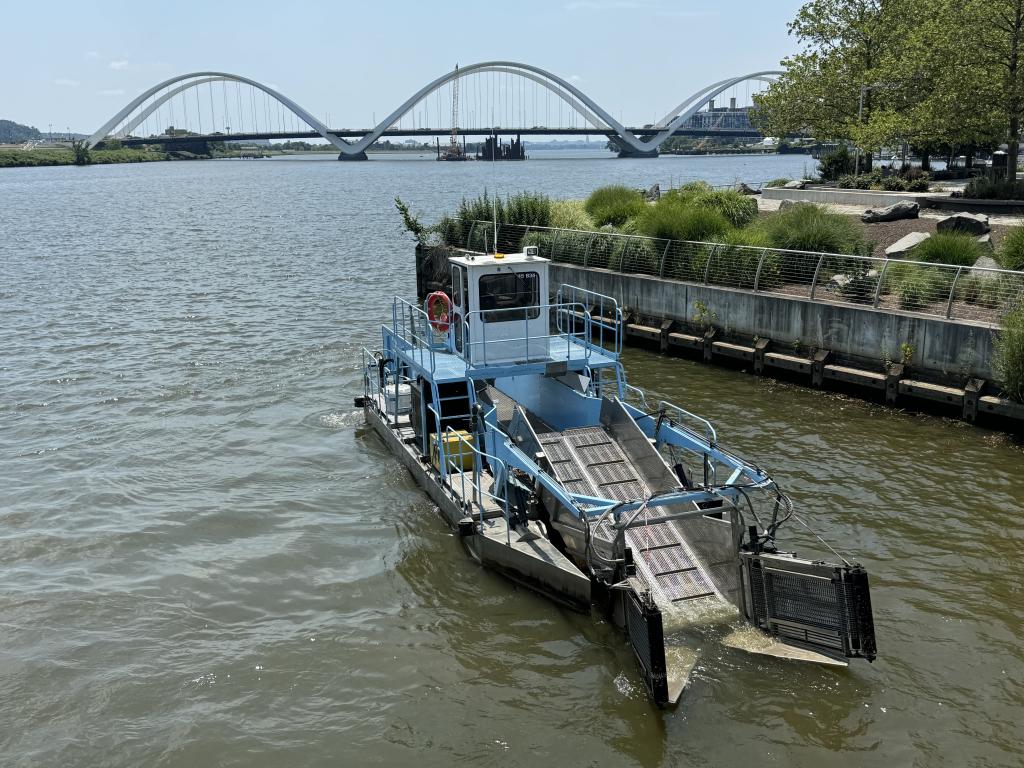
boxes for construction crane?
[438,63,470,161]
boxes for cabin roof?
[449,251,550,268]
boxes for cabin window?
[479,271,540,323]
[454,318,464,352]
[451,266,464,307]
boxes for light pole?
[854,82,896,175]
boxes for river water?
[2,152,1021,767]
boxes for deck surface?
[402,337,618,383]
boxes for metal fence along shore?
[459,222,1024,327]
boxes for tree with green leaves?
[757,0,1024,176]
[970,0,1024,178]
[753,0,890,153]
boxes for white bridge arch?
[88,63,782,157]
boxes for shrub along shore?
[400,185,1024,401]
[0,146,265,168]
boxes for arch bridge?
[87,62,782,159]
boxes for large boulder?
[783,179,806,190]
[936,212,990,235]
[643,183,660,202]
[735,182,760,195]
[976,233,993,249]
[861,200,920,223]
[885,231,931,258]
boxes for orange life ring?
[425,291,452,333]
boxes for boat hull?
[364,404,592,611]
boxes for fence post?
[753,248,769,292]
[873,260,890,308]
[659,239,671,278]
[495,223,502,252]
[550,228,561,261]
[466,221,476,250]
[583,233,597,267]
[945,266,964,319]
[808,254,826,300]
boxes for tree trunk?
[1009,115,1020,181]
[920,150,931,172]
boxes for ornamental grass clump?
[911,233,984,267]
[637,198,731,243]
[584,185,646,227]
[550,199,595,231]
[662,180,714,203]
[884,263,951,311]
[690,189,759,228]
[995,304,1024,402]
[760,203,872,255]
[999,226,1024,271]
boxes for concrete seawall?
[415,245,1024,427]
[550,263,995,380]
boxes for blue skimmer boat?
[358,245,876,706]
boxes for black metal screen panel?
[741,552,877,661]
[625,588,669,705]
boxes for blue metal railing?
[658,400,718,448]
[557,284,623,357]
[457,301,593,368]
[426,402,512,541]
[390,297,447,375]
[362,346,414,425]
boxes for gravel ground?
[857,217,1010,258]
[756,196,1014,258]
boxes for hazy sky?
[2,0,806,133]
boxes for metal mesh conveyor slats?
[482,385,517,427]
[626,522,720,606]
[537,426,653,503]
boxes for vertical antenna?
[492,123,498,255]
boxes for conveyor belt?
[625,522,718,605]
[536,426,652,502]
[492,388,731,617]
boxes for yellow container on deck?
[431,430,475,472]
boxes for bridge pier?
[609,136,659,159]
[337,151,368,161]
[616,148,659,159]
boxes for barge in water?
[357,245,877,706]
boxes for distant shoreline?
[0,145,789,169]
